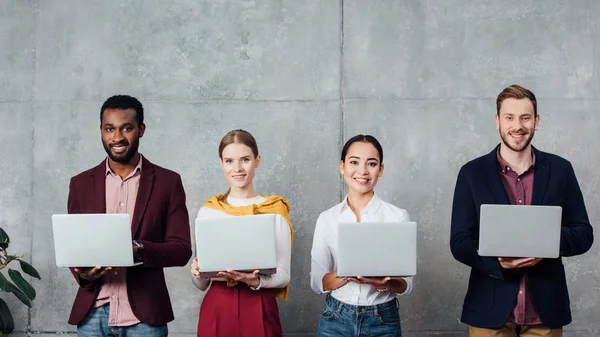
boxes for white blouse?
[310,193,414,305]
[192,195,292,291]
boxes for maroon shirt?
[496,149,542,325]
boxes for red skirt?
[197,281,283,337]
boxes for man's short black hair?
[100,95,144,125]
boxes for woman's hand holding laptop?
[322,272,408,293]
[217,270,260,288]
[348,276,390,286]
[322,271,348,291]
[191,257,201,277]
[190,257,260,287]
[347,276,408,293]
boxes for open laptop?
[195,214,277,279]
[336,221,417,278]
[478,204,562,258]
[52,214,140,267]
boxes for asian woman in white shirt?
[310,134,413,337]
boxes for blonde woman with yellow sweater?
[191,129,293,337]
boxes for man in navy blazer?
[67,95,192,336]
[450,85,593,336]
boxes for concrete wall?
[1,1,599,336]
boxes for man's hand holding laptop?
[73,244,137,281]
[74,266,114,281]
[498,257,542,269]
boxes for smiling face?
[340,141,384,195]
[220,142,261,192]
[495,98,539,153]
[101,108,145,164]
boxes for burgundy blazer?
[67,156,192,325]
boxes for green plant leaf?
[0,298,14,334]
[18,260,40,280]
[0,228,9,249]
[7,280,31,308]
[8,269,35,301]
[0,273,10,292]
[0,271,33,306]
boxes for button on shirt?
[95,156,143,326]
[496,150,542,325]
[310,193,413,306]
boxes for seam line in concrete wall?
[342,97,600,102]
[28,0,39,332]
[5,97,598,104]
[339,0,346,202]
[27,103,34,335]
[1,99,342,104]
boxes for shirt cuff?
[396,277,413,296]
[311,271,331,294]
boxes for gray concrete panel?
[0,1,34,101]
[34,1,340,101]
[343,1,600,99]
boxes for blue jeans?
[77,305,168,337]
[318,294,401,337]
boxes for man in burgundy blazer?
[67,95,192,336]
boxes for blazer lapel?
[531,146,549,205]
[90,161,107,213]
[131,157,155,238]
[485,146,511,204]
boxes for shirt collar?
[496,148,536,174]
[105,154,143,178]
[340,192,383,216]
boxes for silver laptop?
[52,214,139,267]
[336,222,417,278]
[195,214,277,279]
[478,204,562,258]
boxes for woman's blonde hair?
[218,129,259,159]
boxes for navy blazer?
[450,145,593,328]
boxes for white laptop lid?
[52,214,137,267]
[195,213,277,278]
[337,221,417,278]
[478,204,562,258]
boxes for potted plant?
[0,227,40,335]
